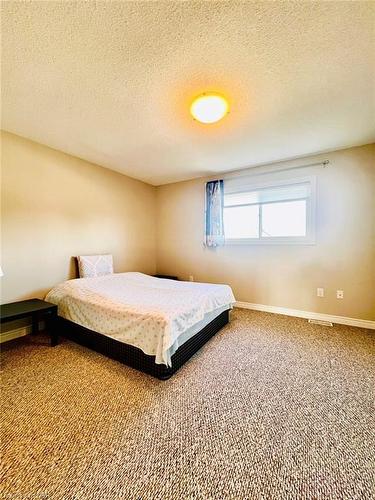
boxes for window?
[223,177,316,244]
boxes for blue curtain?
[205,180,225,247]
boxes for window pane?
[224,205,259,239]
[261,200,306,237]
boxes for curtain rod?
[220,159,330,181]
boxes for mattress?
[46,272,235,365]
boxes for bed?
[46,272,235,379]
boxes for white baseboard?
[235,301,375,330]
[0,325,31,343]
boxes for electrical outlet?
[336,290,344,299]
[317,287,324,297]
[189,275,194,282]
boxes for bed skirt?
[57,309,229,380]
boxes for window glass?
[261,200,306,237]
[224,205,259,238]
[222,178,314,243]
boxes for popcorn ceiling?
[2,1,374,185]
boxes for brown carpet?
[1,309,374,500]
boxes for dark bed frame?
[57,309,229,380]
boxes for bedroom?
[1,1,374,499]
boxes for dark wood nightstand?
[0,298,58,346]
[153,274,179,281]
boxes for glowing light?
[190,93,229,124]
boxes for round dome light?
[190,93,229,124]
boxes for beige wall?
[1,132,374,321]
[156,145,375,320]
[1,131,156,303]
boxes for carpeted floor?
[1,308,374,500]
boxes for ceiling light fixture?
[190,92,229,124]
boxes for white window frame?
[223,175,316,245]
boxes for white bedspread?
[46,273,235,365]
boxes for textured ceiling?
[2,1,375,185]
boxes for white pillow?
[77,254,114,278]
